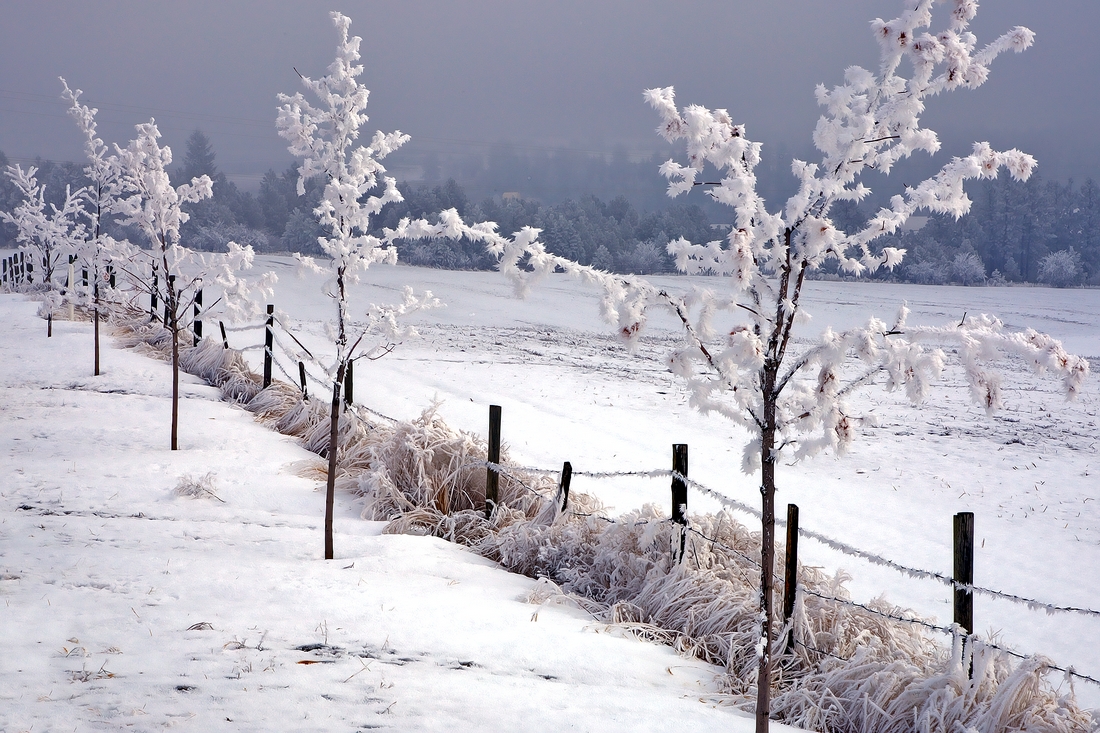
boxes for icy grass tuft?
[112,312,1096,733]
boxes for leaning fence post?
[343,358,354,408]
[193,288,202,347]
[299,361,308,400]
[485,405,502,519]
[263,304,274,389]
[783,503,800,653]
[219,321,229,349]
[558,461,572,512]
[47,312,52,338]
[672,443,688,563]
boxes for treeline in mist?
[3,131,1098,286]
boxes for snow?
[2,258,1098,727]
[0,292,784,731]
[244,258,1100,709]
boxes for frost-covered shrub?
[1037,247,1082,287]
[905,260,947,285]
[950,252,987,285]
[188,222,273,253]
[617,239,668,275]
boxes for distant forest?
[2,130,1097,287]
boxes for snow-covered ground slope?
[0,295,793,732]
[246,258,1100,710]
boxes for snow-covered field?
[2,256,1098,729]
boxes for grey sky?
[2,1,1097,189]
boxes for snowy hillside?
[245,258,1100,710]
[0,292,785,732]
[2,258,1098,729]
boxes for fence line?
[249,312,1100,624]
[239,306,1100,691]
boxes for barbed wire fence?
[210,305,1100,693]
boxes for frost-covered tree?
[0,164,86,298]
[480,2,1090,729]
[278,12,548,559]
[1037,247,1081,287]
[60,78,136,375]
[277,12,464,559]
[113,118,273,451]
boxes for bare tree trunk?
[93,307,100,376]
[325,361,346,560]
[93,281,100,376]
[170,321,179,451]
[756,365,778,733]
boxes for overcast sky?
[2,1,1097,189]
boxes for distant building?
[502,192,522,201]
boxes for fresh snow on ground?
[245,258,1100,709]
[2,256,1098,728]
[0,294,790,731]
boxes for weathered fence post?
[193,288,202,347]
[2,258,7,284]
[263,304,274,389]
[299,361,308,400]
[783,503,800,653]
[67,255,76,320]
[164,274,174,326]
[47,313,52,337]
[485,404,502,519]
[219,321,229,350]
[343,358,354,407]
[672,443,688,562]
[954,510,975,678]
[23,252,31,283]
[150,263,159,322]
[82,268,88,289]
[954,511,975,634]
[558,461,572,512]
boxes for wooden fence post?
[219,321,229,349]
[164,274,174,326]
[953,511,974,635]
[2,258,7,284]
[558,461,572,512]
[47,313,52,337]
[263,304,274,388]
[150,263,159,322]
[193,288,202,347]
[672,443,688,562]
[299,361,308,400]
[343,359,354,408]
[783,503,800,653]
[485,405,502,519]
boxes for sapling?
[112,118,274,450]
[277,12,522,559]
[480,2,1089,729]
[0,164,86,310]
[60,78,135,375]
